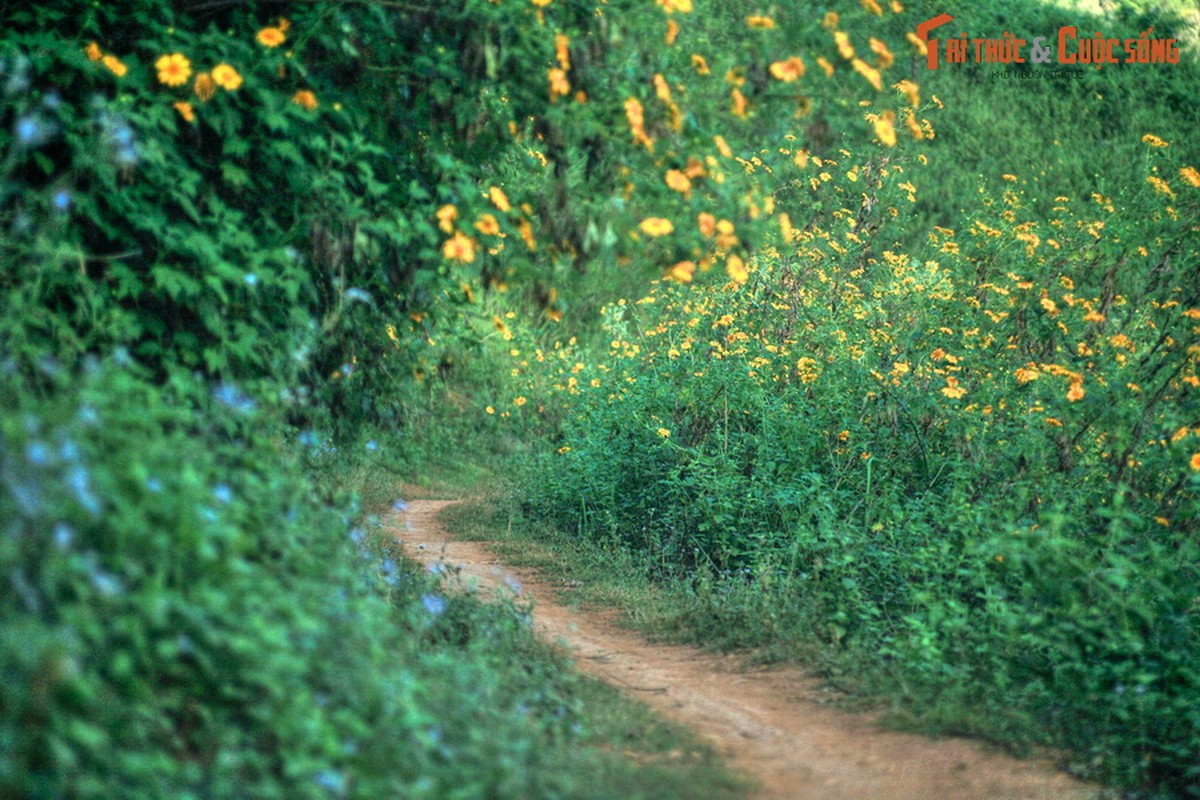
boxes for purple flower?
[25,441,51,466]
[421,594,447,616]
[53,522,73,549]
[314,768,346,793]
[213,382,256,414]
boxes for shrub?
[512,131,1200,795]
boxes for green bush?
[512,127,1200,795]
[2,0,772,796]
[7,0,1200,796]
[3,357,726,798]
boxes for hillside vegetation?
[2,0,1197,798]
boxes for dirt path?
[388,500,1102,800]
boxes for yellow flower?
[769,56,806,82]
[554,33,572,70]
[436,205,458,234]
[715,218,738,250]
[657,427,671,438]
[664,169,692,195]
[893,79,919,106]
[488,186,511,212]
[1014,366,1040,384]
[211,63,243,91]
[653,73,672,102]
[1190,453,1200,471]
[941,377,966,399]
[667,261,696,283]
[713,134,732,158]
[156,53,191,86]
[548,67,571,101]
[442,231,477,263]
[870,37,894,68]
[746,15,775,28]
[851,58,882,90]
[173,101,195,122]
[666,19,680,45]
[657,0,693,12]
[257,27,286,47]
[486,406,495,415]
[291,89,318,110]
[514,396,528,407]
[624,97,653,149]
[730,88,748,117]
[475,214,501,235]
[862,0,883,15]
[871,110,896,146]
[1181,166,1200,187]
[1146,176,1175,197]
[906,32,928,56]
[691,54,710,74]
[1141,133,1169,148]
[834,31,855,59]
[726,254,749,284]
[697,212,716,237]
[85,42,102,61]
[517,218,537,250]
[639,217,674,237]
[102,54,127,77]
[1066,380,1085,402]
[193,72,216,102]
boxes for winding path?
[388,500,1101,800]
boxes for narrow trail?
[388,500,1102,800]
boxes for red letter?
[1058,26,1077,64]
[917,13,955,70]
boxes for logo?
[916,14,1180,70]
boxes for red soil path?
[390,500,1101,800]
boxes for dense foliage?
[495,1,1200,797]
[0,0,786,795]
[3,0,1198,796]
[515,144,1200,793]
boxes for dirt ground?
[389,500,1103,800]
